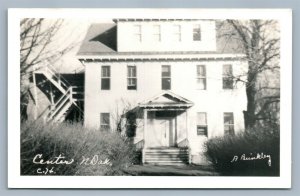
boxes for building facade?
[77,19,248,165]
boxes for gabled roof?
[77,23,117,55]
[77,21,244,56]
[139,91,194,109]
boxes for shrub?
[205,125,279,176]
[21,120,137,176]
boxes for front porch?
[135,91,194,165]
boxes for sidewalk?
[124,164,219,176]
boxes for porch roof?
[139,91,194,110]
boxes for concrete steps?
[144,147,189,166]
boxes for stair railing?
[43,65,71,91]
[48,87,72,120]
[36,63,84,121]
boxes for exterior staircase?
[143,147,189,166]
[34,65,84,122]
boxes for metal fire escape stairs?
[34,65,83,122]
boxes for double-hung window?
[161,65,171,90]
[100,113,110,131]
[197,112,208,136]
[127,66,137,90]
[101,66,110,90]
[173,25,181,41]
[223,64,234,89]
[196,65,206,90]
[133,25,142,42]
[153,25,161,41]
[193,24,201,41]
[224,112,234,135]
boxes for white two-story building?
[77,19,248,165]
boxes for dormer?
[113,19,217,52]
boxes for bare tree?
[20,18,74,120]
[220,20,280,129]
[110,99,144,138]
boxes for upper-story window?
[162,65,171,90]
[224,112,234,135]
[153,25,161,41]
[101,66,110,90]
[133,25,142,42]
[127,65,137,90]
[223,64,234,89]
[193,24,201,41]
[173,25,181,41]
[196,65,206,90]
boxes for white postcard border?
[8,8,292,188]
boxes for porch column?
[142,109,148,164]
[186,108,192,164]
[185,108,189,141]
[143,109,148,148]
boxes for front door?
[147,111,176,148]
[160,118,173,147]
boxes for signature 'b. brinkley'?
[231,153,272,166]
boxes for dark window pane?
[193,25,201,41]
[197,113,208,136]
[193,33,201,41]
[162,78,171,90]
[155,111,176,118]
[127,78,137,90]
[100,113,110,124]
[223,77,233,89]
[224,113,234,124]
[127,66,137,90]
[197,125,208,136]
[101,78,110,90]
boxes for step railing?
[135,139,144,150]
[177,138,192,164]
[177,138,189,148]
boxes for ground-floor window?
[196,112,208,136]
[100,113,110,131]
[224,112,234,135]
